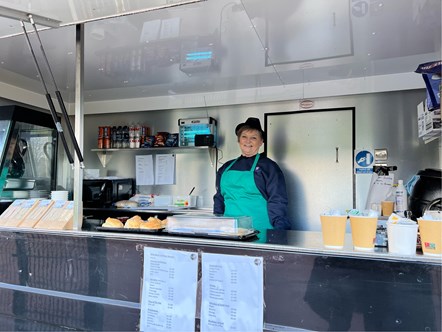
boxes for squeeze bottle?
[395,180,408,217]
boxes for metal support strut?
[20,16,85,168]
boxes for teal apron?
[220,154,272,232]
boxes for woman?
[213,117,291,231]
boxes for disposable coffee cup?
[418,219,442,256]
[320,215,347,249]
[51,190,69,201]
[349,216,378,251]
[381,201,394,216]
[387,222,418,255]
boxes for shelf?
[91,146,213,152]
[92,146,216,167]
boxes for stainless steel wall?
[78,89,440,229]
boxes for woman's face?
[238,129,263,157]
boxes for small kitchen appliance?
[83,178,135,208]
[178,117,217,147]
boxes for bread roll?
[147,216,160,223]
[124,215,143,229]
[102,217,123,228]
[115,200,138,208]
[140,218,162,229]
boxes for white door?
[266,109,354,231]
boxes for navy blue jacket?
[213,153,291,230]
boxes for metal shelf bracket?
[95,151,112,167]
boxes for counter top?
[1,226,440,264]
[0,225,439,331]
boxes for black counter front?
[0,228,440,331]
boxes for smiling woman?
[213,117,291,233]
[236,118,264,157]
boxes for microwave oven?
[83,178,134,208]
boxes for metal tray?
[4,178,35,190]
[95,226,259,241]
[164,230,260,241]
[96,226,165,234]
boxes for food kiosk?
[0,1,440,331]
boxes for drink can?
[103,126,111,138]
[98,126,104,148]
[104,137,111,149]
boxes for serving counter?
[0,227,440,331]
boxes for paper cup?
[418,219,442,256]
[350,216,378,251]
[320,215,347,249]
[387,223,418,255]
[51,190,69,201]
[381,201,394,216]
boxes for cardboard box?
[20,199,54,228]
[34,200,73,230]
[417,101,441,142]
[2,199,40,227]
[0,199,26,226]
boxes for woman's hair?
[236,126,264,142]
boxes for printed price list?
[140,248,198,332]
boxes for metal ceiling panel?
[0,0,439,103]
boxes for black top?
[213,153,291,230]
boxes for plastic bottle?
[395,180,408,217]
[129,123,136,148]
[122,125,130,148]
[116,126,122,148]
[111,126,117,148]
[134,122,141,148]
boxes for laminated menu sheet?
[200,253,264,332]
[140,247,198,332]
[20,199,54,228]
[1,199,40,227]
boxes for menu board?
[140,248,198,331]
[200,253,264,332]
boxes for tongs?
[20,15,84,169]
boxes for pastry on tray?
[139,216,163,229]
[102,217,123,228]
[114,200,138,208]
[124,215,143,229]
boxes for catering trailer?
[0,1,440,331]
